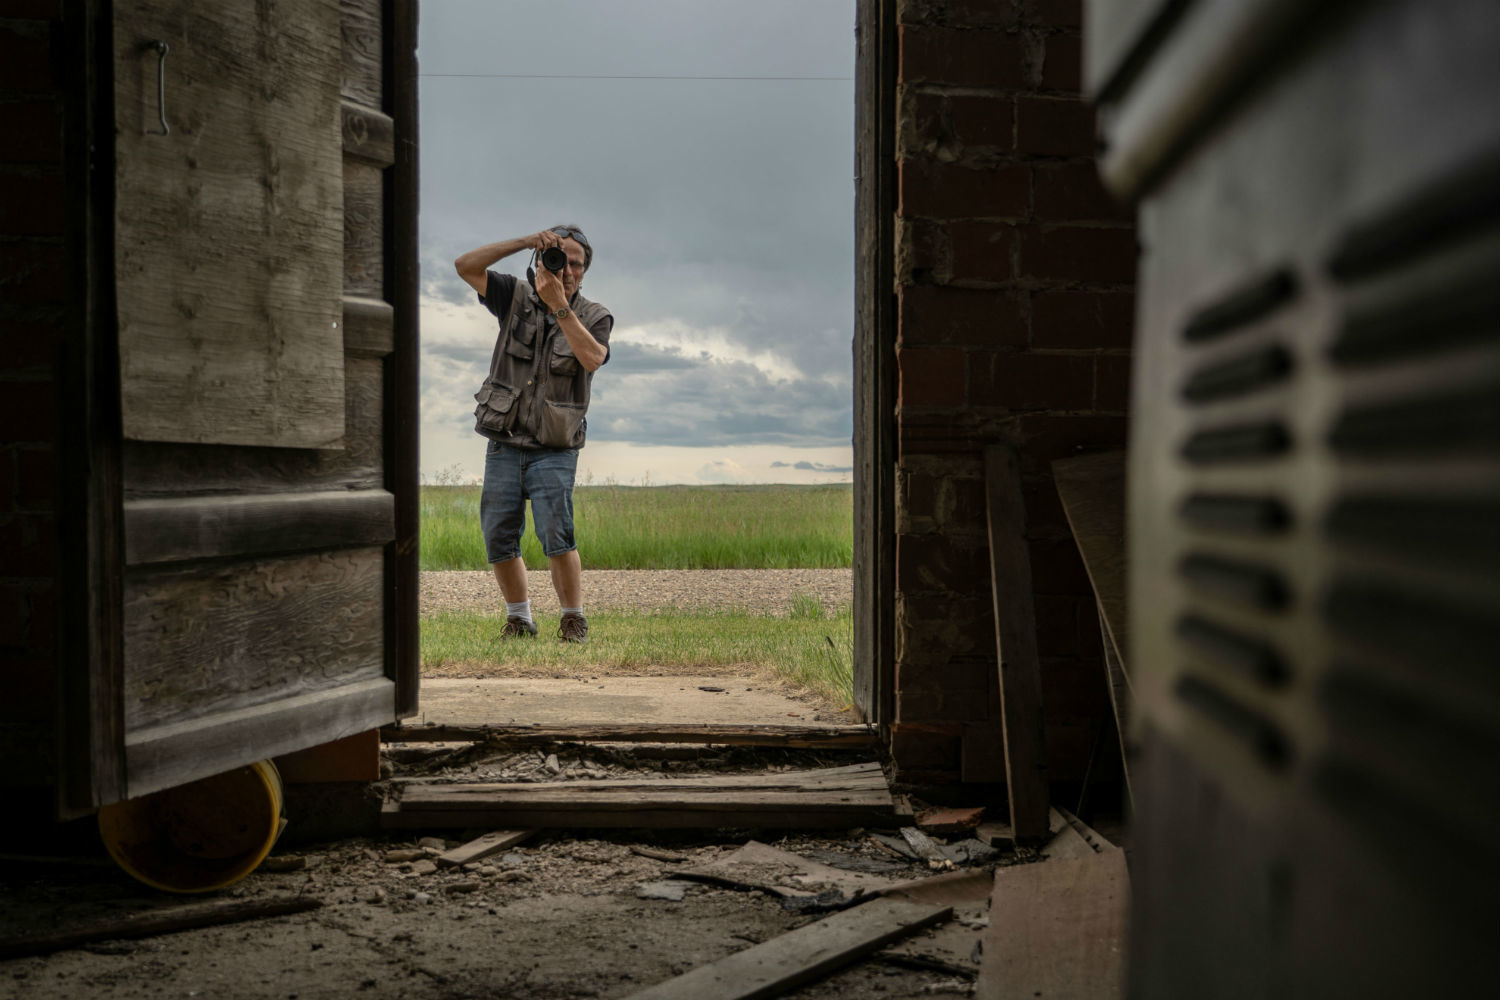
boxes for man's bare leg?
[549,548,583,609]
[491,557,529,604]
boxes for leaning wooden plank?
[974,849,1129,1000]
[1051,450,1128,673]
[624,898,952,1000]
[435,829,535,868]
[380,722,877,749]
[984,446,1051,844]
[1042,807,1099,862]
[0,895,323,961]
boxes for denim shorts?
[479,441,579,562]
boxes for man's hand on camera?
[531,229,563,252]
[535,265,567,312]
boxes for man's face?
[559,237,587,297]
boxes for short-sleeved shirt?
[480,272,613,364]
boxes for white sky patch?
[613,320,806,383]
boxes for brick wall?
[889,0,1134,789]
[0,1,66,784]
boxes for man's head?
[549,224,591,298]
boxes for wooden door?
[69,0,419,803]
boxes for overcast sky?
[416,0,857,485]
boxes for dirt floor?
[0,741,1018,1000]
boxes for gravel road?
[421,568,853,618]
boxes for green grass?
[420,483,853,571]
[421,602,854,707]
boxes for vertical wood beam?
[853,0,897,727]
[984,446,1050,842]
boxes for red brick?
[1015,95,1096,156]
[0,241,65,307]
[1042,31,1083,92]
[0,22,54,92]
[0,319,62,371]
[904,0,1025,30]
[969,351,1095,411]
[0,98,60,164]
[3,2,63,19]
[0,512,55,577]
[0,173,64,236]
[1017,413,1129,467]
[1020,226,1138,285]
[889,721,963,769]
[1028,0,1083,29]
[899,25,1028,89]
[898,217,949,282]
[0,380,54,442]
[898,346,966,408]
[1033,162,1132,222]
[948,221,1015,282]
[901,470,939,521]
[899,159,1031,220]
[1028,536,1093,594]
[1031,289,1135,348]
[1095,354,1132,412]
[275,730,381,783]
[1020,477,1071,532]
[900,285,1028,347]
[897,532,990,593]
[15,446,52,509]
[949,94,1013,147]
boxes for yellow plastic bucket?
[98,760,286,894]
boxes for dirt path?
[421,568,853,617]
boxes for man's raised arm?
[454,231,561,295]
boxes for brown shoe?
[500,615,537,639]
[558,612,589,644]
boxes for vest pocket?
[473,382,519,434]
[538,399,586,449]
[549,337,580,375]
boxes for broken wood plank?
[984,445,1051,844]
[1042,807,1099,862]
[624,897,952,1000]
[900,827,955,869]
[0,894,323,961]
[435,829,534,868]
[379,722,877,749]
[672,840,895,902]
[384,762,896,830]
[914,805,985,834]
[976,848,1129,999]
[1051,450,1127,670]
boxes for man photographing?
[454,226,612,643]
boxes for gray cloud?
[771,460,855,474]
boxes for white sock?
[507,600,532,623]
[561,605,583,617]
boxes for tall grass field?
[421,483,853,571]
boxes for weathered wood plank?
[0,895,323,961]
[126,677,395,798]
[122,356,385,497]
[435,830,535,868]
[1052,451,1128,675]
[379,722,878,749]
[342,295,394,358]
[339,0,382,108]
[975,849,1129,1000]
[343,160,383,296]
[623,898,952,1000]
[115,0,344,449]
[124,489,395,565]
[984,446,1051,844]
[340,100,393,166]
[123,549,386,730]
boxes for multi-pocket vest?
[472,279,612,450]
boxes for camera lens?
[540,246,568,273]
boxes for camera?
[540,246,568,273]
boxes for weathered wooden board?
[340,101,394,167]
[976,848,1129,1000]
[123,548,386,730]
[1052,451,1128,674]
[625,898,951,1000]
[385,763,897,830]
[379,722,878,749]
[342,296,395,358]
[343,160,384,297]
[122,356,385,497]
[124,489,394,565]
[984,446,1051,843]
[339,0,383,108]
[114,0,344,448]
[436,829,535,868]
[673,840,895,900]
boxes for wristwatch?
[551,306,571,321]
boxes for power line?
[420,72,851,81]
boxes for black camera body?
[540,246,568,273]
